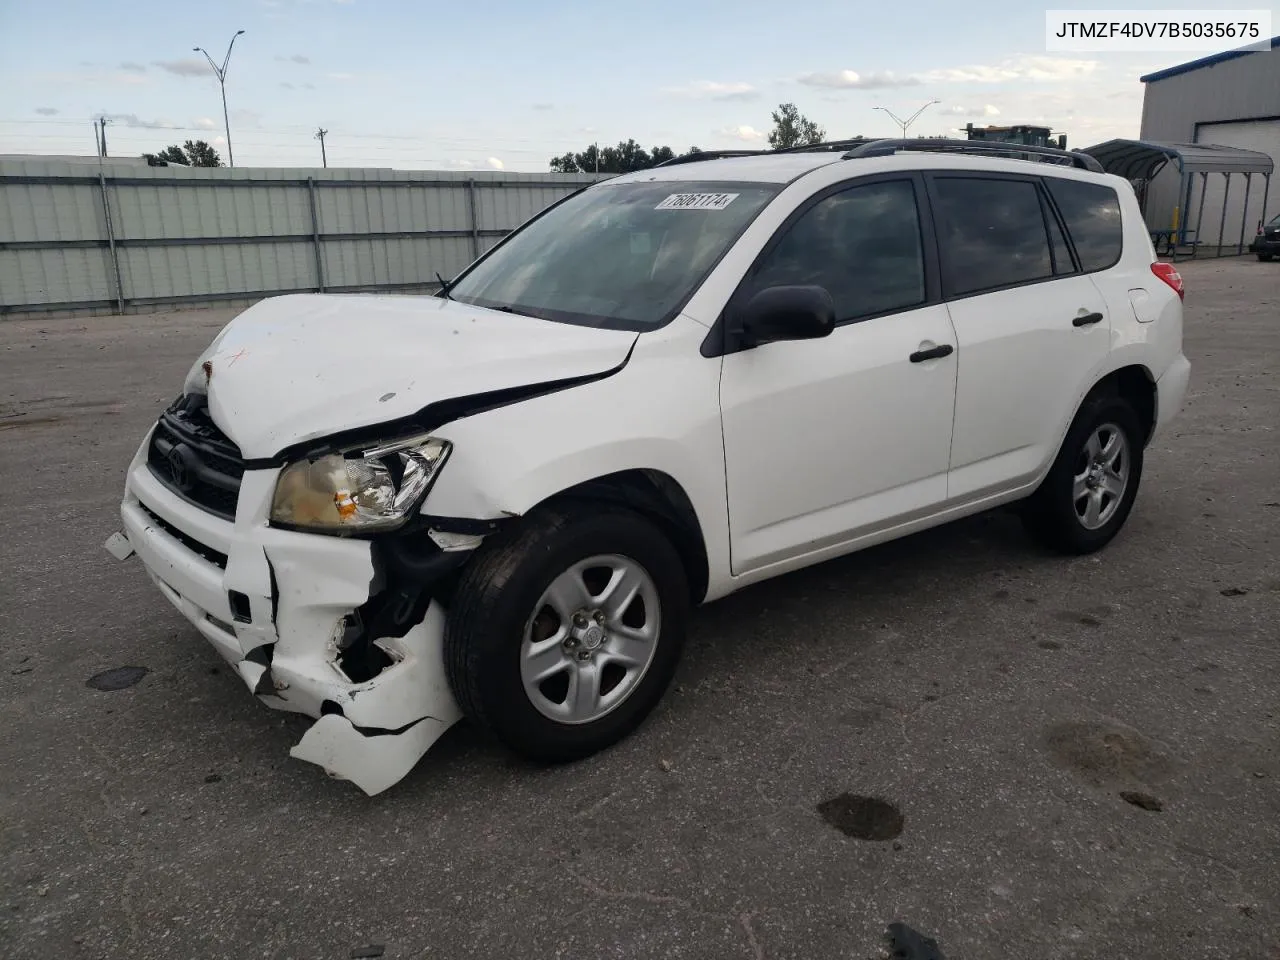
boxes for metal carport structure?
[1081,139,1274,260]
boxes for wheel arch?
[1083,364,1157,446]
[533,469,711,605]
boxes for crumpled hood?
[183,293,637,458]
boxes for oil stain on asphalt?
[1045,719,1181,788]
[817,793,904,841]
[86,666,149,691]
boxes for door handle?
[909,344,954,363]
[1072,311,1104,327]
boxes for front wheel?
[443,505,689,762]
[1022,396,1145,554]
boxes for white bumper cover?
[112,432,461,795]
[1153,352,1192,440]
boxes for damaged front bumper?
[108,431,469,796]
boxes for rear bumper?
[112,431,462,795]
[1152,352,1191,441]
[1249,237,1280,255]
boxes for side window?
[931,177,1054,296]
[750,179,925,322]
[1046,179,1124,272]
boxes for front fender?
[421,317,732,594]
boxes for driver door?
[717,175,958,575]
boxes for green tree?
[549,140,698,174]
[767,103,825,150]
[147,145,190,165]
[143,140,224,167]
[181,140,223,167]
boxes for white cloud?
[663,80,758,101]
[922,55,1098,84]
[799,70,919,90]
[153,58,212,78]
[275,54,311,65]
[717,124,765,142]
[103,113,180,130]
[799,55,1101,98]
[328,71,354,81]
[119,61,147,73]
[213,135,227,146]
[35,107,59,116]
[194,117,217,130]
[937,104,1002,117]
[487,157,504,170]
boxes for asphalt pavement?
[2,257,1278,960]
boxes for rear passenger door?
[928,174,1112,502]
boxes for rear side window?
[1046,179,1124,272]
[749,179,926,322]
[930,177,1053,296]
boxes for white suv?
[107,140,1191,795]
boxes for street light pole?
[875,99,941,138]
[194,29,245,167]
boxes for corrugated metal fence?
[0,158,603,318]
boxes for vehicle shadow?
[412,505,1056,783]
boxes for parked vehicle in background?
[1250,213,1280,260]
[105,139,1191,795]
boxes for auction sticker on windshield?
[655,193,739,210]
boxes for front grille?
[146,395,246,521]
[138,502,229,569]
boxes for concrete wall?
[1139,46,1279,240]
[0,158,604,318]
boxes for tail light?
[1151,262,1184,301]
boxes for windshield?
[447,180,781,330]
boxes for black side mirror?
[734,285,836,347]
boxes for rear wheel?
[1259,253,1273,262]
[1022,396,1144,554]
[444,505,689,762]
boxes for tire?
[444,504,689,762]
[1022,395,1145,555]
[1259,253,1273,262]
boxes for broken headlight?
[269,436,451,534]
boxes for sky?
[0,0,1276,171]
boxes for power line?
[0,118,631,148]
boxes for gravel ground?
[1,257,1277,960]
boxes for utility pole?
[875,100,941,138]
[314,127,328,168]
[194,29,246,167]
[594,141,599,175]
[96,116,109,157]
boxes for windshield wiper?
[435,272,454,300]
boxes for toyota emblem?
[166,444,193,492]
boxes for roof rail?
[772,138,876,154]
[842,138,1104,172]
[654,149,770,168]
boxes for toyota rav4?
[106,140,1191,794]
